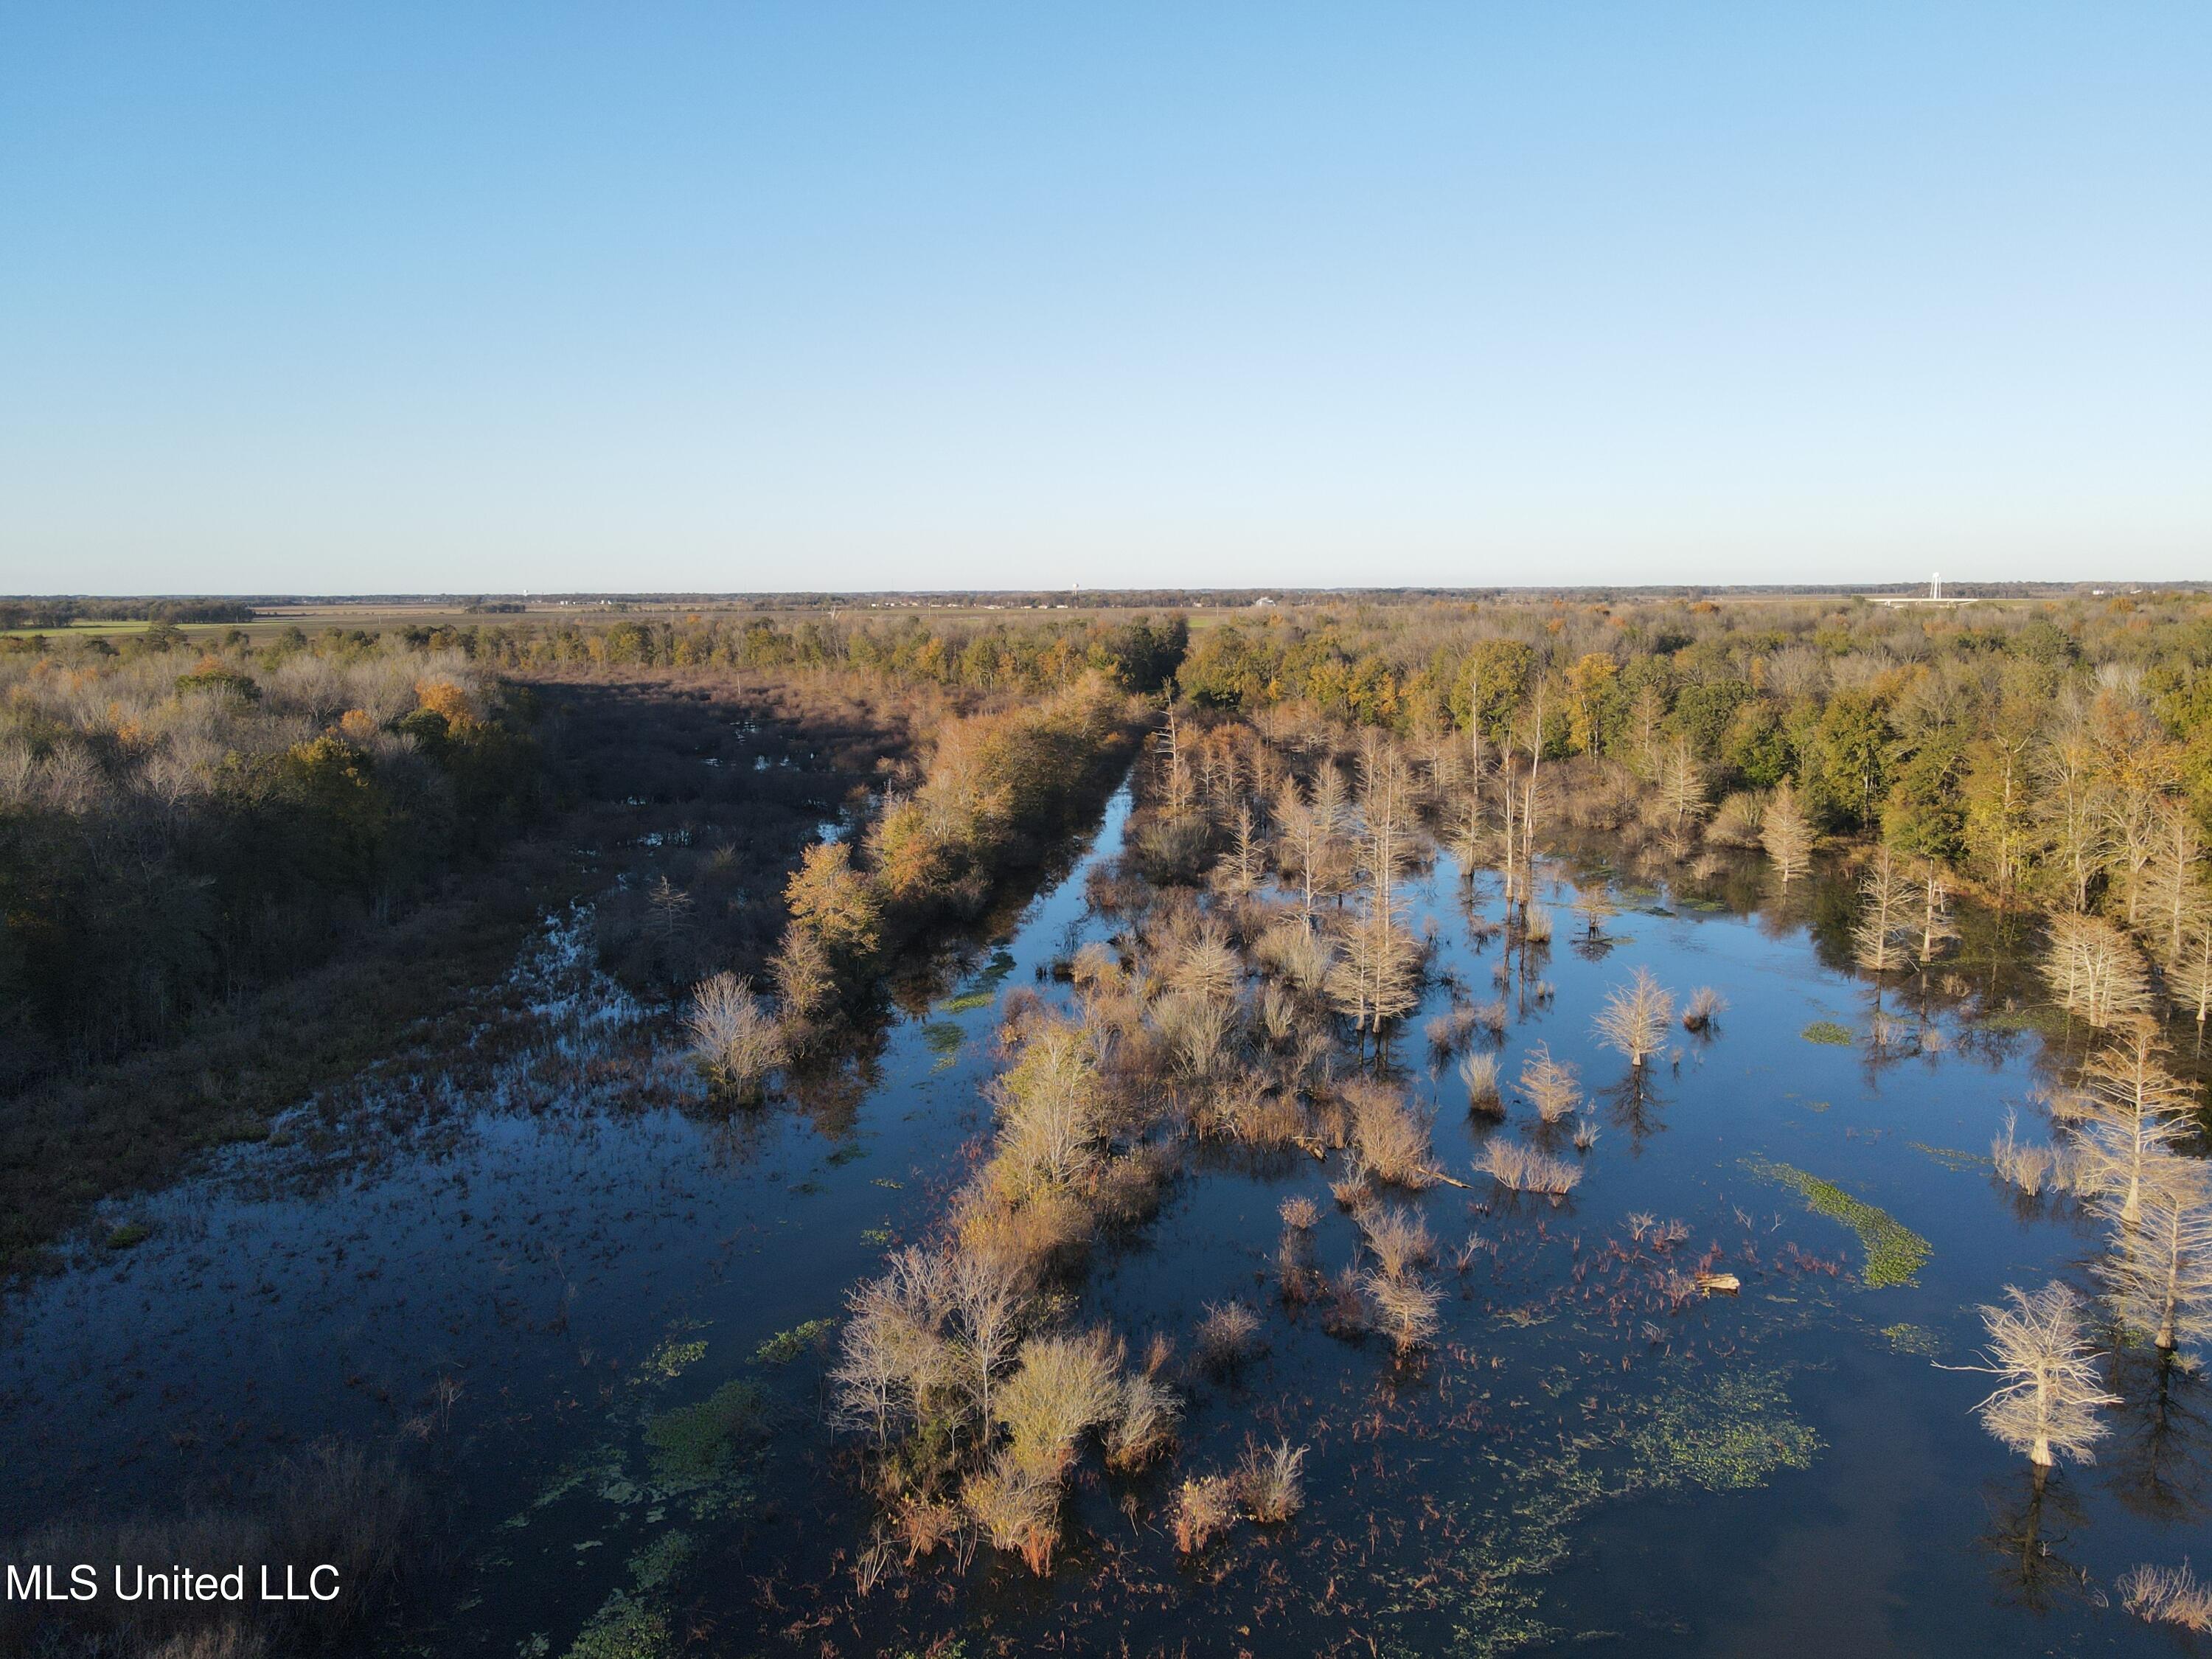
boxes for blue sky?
[1,4,2205,594]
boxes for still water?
[1,782,2199,1656]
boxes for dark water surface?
[2,784,2199,1656]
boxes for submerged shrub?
[1682,987,1726,1032]
[1425,1004,1481,1055]
[1278,1194,1321,1231]
[1989,1109,2072,1197]
[961,1455,1060,1574]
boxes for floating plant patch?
[1799,1020,1854,1046]
[1743,1157,1931,1287]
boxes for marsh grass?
[1236,1439,1308,1523]
[2119,1561,2212,1632]
[1458,1051,1503,1115]
[1171,1473,1239,1552]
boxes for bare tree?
[686,973,786,1102]
[2075,1021,2198,1228]
[2168,922,2212,1056]
[1761,779,1815,887]
[2035,727,2106,914]
[2136,803,2208,966]
[1593,965,1674,1068]
[2098,1184,2212,1357]
[1853,846,1911,973]
[1961,1281,2118,1472]
[2042,913,2152,1029]
[1913,860,1961,967]
[1657,737,1707,840]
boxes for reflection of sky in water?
[0,782,2197,1658]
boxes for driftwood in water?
[1693,1271,1741,1295]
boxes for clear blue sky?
[1,4,2206,594]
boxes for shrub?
[1318,1264,1370,1338]
[1343,1080,1436,1187]
[1365,1269,1444,1354]
[1517,1044,1581,1123]
[1103,1371,1181,1470]
[1357,1204,1436,1281]
[1458,1051,1503,1114]
[1278,1194,1321,1231]
[995,1330,1122,1480]
[893,1498,963,1560]
[1425,1004,1480,1055]
[1479,1139,1582,1200]
[961,1455,1060,1574]
[1171,1474,1240,1552]
[1236,1439,1309,1523]
[1195,1301,1264,1374]
[686,972,786,1102]
[955,1183,1093,1289]
[1682,987,1725,1032]
[1256,918,1332,997]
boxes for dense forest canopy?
[8,589,2212,1085]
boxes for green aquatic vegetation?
[1625,1369,1821,1491]
[1414,1368,1819,1655]
[1907,1141,1985,1172]
[563,1592,669,1659]
[860,1225,894,1245]
[637,1337,706,1382]
[936,990,996,1014]
[1800,1020,1854,1046]
[825,1144,867,1166]
[102,1222,151,1250]
[644,1380,765,1516]
[625,1530,692,1592]
[1880,1323,1944,1357]
[1744,1157,1931,1287]
[752,1318,835,1364]
[530,1443,627,1512]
